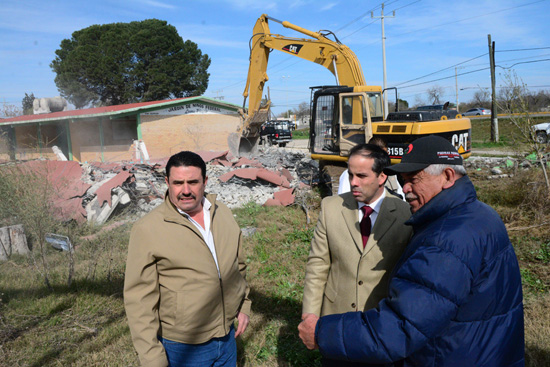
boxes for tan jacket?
[302,190,412,316]
[124,193,251,367]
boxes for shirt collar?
[358,189,386,213]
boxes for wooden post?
[488,34,499,142]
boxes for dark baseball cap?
[384,135,463,175]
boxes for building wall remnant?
[141,109,241,157]
[33,97,68,114]
[0,98,242,163]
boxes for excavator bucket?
[228,104,271,157]
[228,133,260,158]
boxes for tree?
[498,71,549,195]
[1,103,21,118]
[294,101,310,122]
[426,85,445,105]
[472,89,490,108]
[388,98,409,112]
[50,19,211,108]
[22,92,35,115]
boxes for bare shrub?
[497,71,549,194]
[0,163,66,289]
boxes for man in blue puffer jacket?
[298,135,525,366]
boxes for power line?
[397,67,489,89]
[496,58,550,69]
[497,46,550,53]
[393,0,546,37]
[339,1,419,41]
[335,4,382,33]
[393,53,487,87]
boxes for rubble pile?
[465,153,549,177]
[206,147,321,208]
[10,147,321,225]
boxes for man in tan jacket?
[300,143,412,366]
[124,151,251,367]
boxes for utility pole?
[455,67,459,112]
[455,66,465,112]
[212,89,224,100]
[372,3,395,118]
[488,34,499,142]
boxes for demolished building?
[0,96,243,163]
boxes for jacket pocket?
[225,273,246,319]
[175,283,219,333]
[324,282,338,303]
[158,287,176,326]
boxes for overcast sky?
[1,0,549,116]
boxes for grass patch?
[292,128,309,140]
[470,116,549,150]
[471,140,511,149]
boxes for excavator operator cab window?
[312,94,338,154]
[341,95,367,125]
[367,92,384,121]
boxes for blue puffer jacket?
[316,176,525,366]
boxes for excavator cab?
[310,86,383,159]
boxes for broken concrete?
[0,224,29,261]
[2,145,321,225]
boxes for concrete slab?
[0,224,29,261]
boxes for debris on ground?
[1,146,322,225]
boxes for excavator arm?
[230,14,366,156]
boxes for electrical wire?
[398,67,490,89]
[394,54,487,87]
[496,58,550,69]
[393,0,546,37]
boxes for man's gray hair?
[424,164,467,177]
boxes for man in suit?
[338,136,404,200]
[300,143,412,366]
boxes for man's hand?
[235,312,249,337]
[298,313,319,350]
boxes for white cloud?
[137,0,177,10]
[320,2,338,11]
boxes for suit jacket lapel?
[341,193,363,253]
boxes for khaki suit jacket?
[302,190,412,316]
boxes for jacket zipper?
[211,203,228,334]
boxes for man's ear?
[378,171,388,186]
[442,167,459,189]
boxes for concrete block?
[0,224,30,261]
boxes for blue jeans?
[159,325,236,367]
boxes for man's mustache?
[405,193,417,202]
[177,193,196,200]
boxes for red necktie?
[360,206,374,248]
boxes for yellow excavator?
[230,14,471,168]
